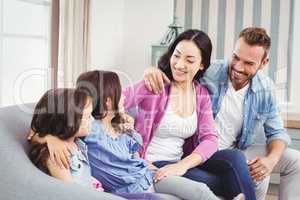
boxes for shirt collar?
[249,72,262,93]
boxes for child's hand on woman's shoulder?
[119,113,135,132]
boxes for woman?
[123,29,255,200]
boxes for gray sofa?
[0,104,181,200]
[0,103,125,200]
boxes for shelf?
[282,113,300,129]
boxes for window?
[0,0,51,107]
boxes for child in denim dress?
[69,138,103,190]
[29,88,99,188]
[85,119,154,193]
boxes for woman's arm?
[192,87,218,162]
[177,153,203,170]
[154,153,202,182]
[122,80,153,110]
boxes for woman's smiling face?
[170,40,203,84]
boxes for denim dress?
[85,120,155,194]
[69,138,96,188]
[70,139,160,200]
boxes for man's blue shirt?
[199,59,291,149]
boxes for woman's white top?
[145,101,197,162]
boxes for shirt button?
[78,164,81,168]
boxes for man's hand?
[153,163,187,182]
[143,67,170,93]
[248,156,277,181]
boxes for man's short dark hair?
[239,27,271,60]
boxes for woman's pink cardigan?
[123,80,218,162]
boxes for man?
[144,27,300,200]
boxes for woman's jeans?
[116,193,163,200]
[153,149,256,200]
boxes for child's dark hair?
[76,70,124,132]
[29,88,89,174]
[76,70,100,107]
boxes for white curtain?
[58,0,91,88]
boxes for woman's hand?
[154,163,188,182]
[143,67,170,93]
[46,135,73,169]
[146,161,158,172]
[153,153,202,182]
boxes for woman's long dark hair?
[158,29,212,81]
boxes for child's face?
[76,97,93,137]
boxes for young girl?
[30,71,222,200]
[29,88,98,188]
[29,88,160,200]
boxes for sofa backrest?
[0,103,35,154]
